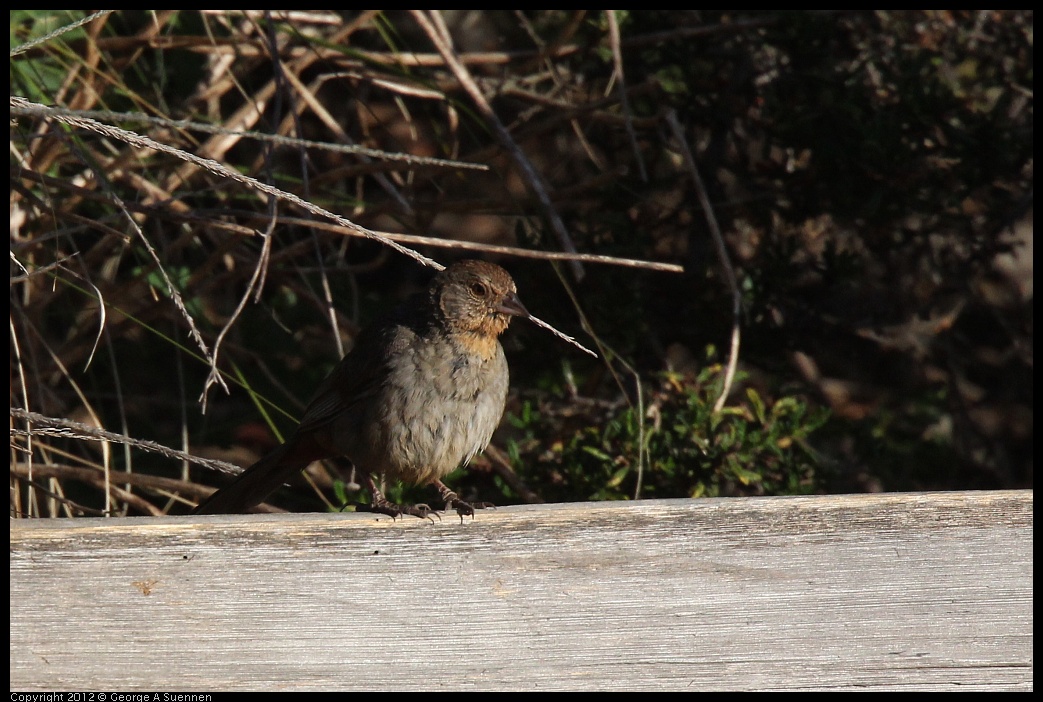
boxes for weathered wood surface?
[9,491,1033,691]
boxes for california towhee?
[193,259,529,519]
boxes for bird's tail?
[192,438,320,515]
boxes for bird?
[193,259,529,520]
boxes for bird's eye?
[470,282,489,297]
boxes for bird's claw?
[445,498,494,523]
[405,503,441,522]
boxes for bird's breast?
[345,333,509,484]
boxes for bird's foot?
[354,476,441,522]
[355,498,440,522]
[432,481,494,523]
[446,498,495,522]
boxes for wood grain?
[9,491,1032,691]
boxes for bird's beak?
[497,292,530,319]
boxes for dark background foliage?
[10,10,1032,516]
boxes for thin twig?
[196,213,684,273]
[11,408,244,477]
[48,108,490,171]
[525,314,597,358]
[606,11,647,182]
[665,110,741,412]
[9,9,116,57]
[372,229,685,273]
[200,215,277,411]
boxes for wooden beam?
[10,491,1033,691]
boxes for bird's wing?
[293,313,419,435]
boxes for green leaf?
[747,388,767,424]
[582,446,613,462]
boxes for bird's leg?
[351,474,439,522]
[433,479,494,523]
